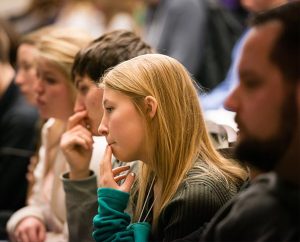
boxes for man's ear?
[144,96,157,119]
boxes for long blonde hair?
[37,27,91,82]
[101,54,247,229]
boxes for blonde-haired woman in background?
[94,53,248,241]
[15,26,57,106]
[7,28,91,242]
[15,26,59,198]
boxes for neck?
[0,63,15,96]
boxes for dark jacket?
[174,172,300,242]
[0,81,38,211]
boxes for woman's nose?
[15,71,24,85]
[34,79,44,95]
[98,118,108,136]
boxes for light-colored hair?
[101,54,247,229]
[37,27,92,82]
[20,25,58,47]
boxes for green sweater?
[93,188,151,241]
[93,161,240,242]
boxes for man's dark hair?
[71,30,154,83]
[250,1,300,84]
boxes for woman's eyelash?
[105,107,113,113]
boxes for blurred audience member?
[6,27,91,242]
[200,0,288,111]
[16,26,57,106]
[8,0,61,34]
[15,26,58,199]
[144,0,206,84]
[0,18,39,240]
[96,0,138,32]
[143,0,243,90]
[54,0,105,38]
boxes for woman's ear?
[144,96,157,119]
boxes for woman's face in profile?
[35,58,75,120]
[98,87,148,162]
[15,44,39,106]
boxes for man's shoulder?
[234,173,292,211]
[200,172,300,241]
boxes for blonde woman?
[15,26,59,198]
[93,54,248,241]
[15,26,57,106]
[7,28,91,242]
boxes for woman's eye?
[17,61,32,70]
[45,77,56,84]
[23,63,33,70]
[105,107,113,113]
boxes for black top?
[152,160,241,241]
[174,172,300,242]
[0,81,39,211]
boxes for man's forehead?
[74,74,95,87]
[239,21,283,68]
[245,20,282,50]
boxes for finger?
[27,227,39,242]
[112,166,131,176]
[70,129,94,149]
[67,110,88,130]
[73,130,94,144]
[19,232,30,242]
[114,174,127,183]
[37,224,46,242]
[73,136,93,150]
[72,124,93,137]
[99,145,113,177]
[121,172,135,193]
[61,128,93,150]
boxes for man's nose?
[224,86,239,112]
[74,95,85,113]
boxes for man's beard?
[234,93,297,172]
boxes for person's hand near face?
[60,110,94,180]
[99,145,135,193]
[13,217,46,242]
